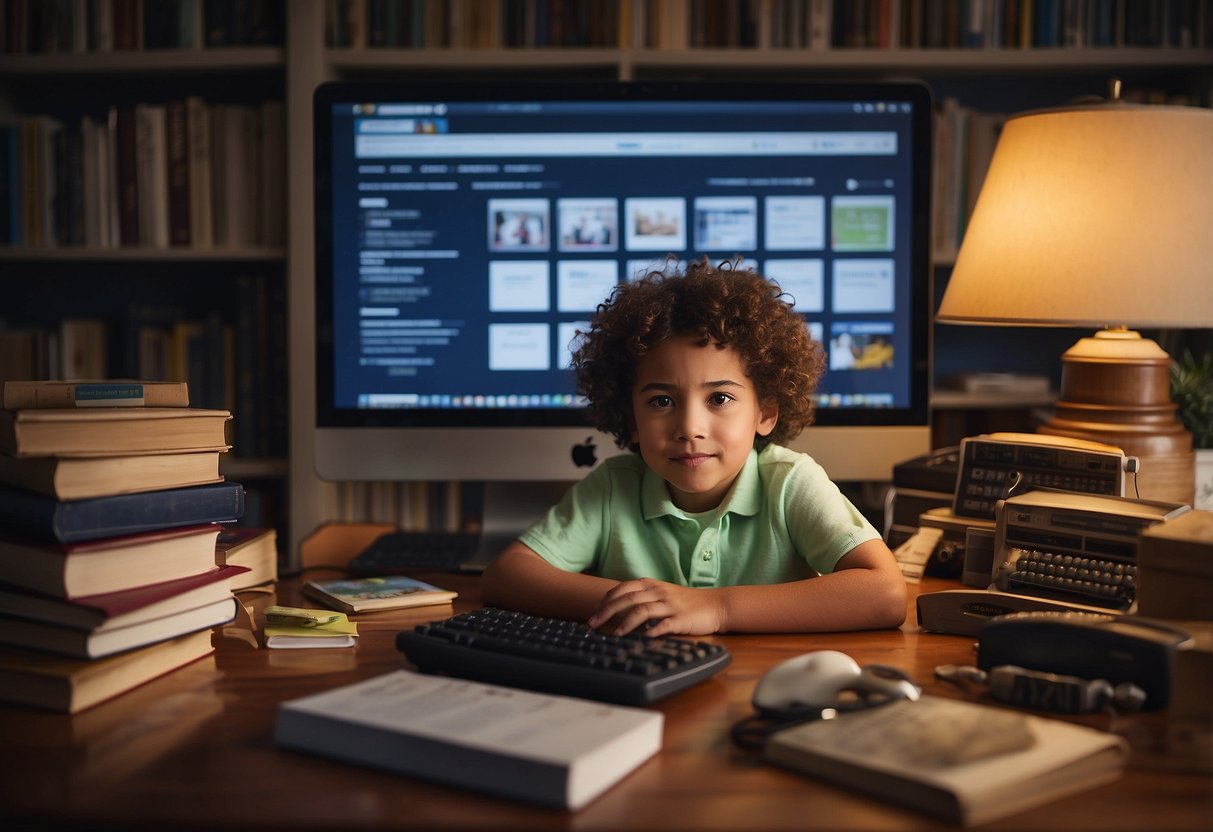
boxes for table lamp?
[936,87,1213,505]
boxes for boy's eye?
[708,392,734,407]
[648,395,674,409]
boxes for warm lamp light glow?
[937,99,1213,505]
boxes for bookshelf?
[0,1,289,546]
[4,0,1211,570]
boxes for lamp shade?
[937,102,1213,328]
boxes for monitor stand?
[461,480,575,572]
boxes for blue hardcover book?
[0,482,245,544]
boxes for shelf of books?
[0,95,286,252]
[321,0,1213,53]
[1,0,285,56]
[0,379,278,713]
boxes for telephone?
[975,611,1193,711]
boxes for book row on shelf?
[932,96,1002,264]
[6,0,1206,53]
[323,0,1213,50]
[0,379,279,713]
[0,0,285,55]
[7,83,1204,261]
[0,271,287,459]
[1,96,285,250]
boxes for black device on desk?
[977,611,1192,711]
[396,607,731,705]
[348,530,482,574]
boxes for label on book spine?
[73,383,146,406]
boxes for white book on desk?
[275,669,663,810]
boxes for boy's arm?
[589,539,907,637]
[480,541,617,622]
[714,539,907,633]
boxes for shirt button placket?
[692,528,720,586]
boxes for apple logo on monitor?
[571,437,598,468]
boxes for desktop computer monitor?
[314,79,932,545]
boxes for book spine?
[0,482,245,544]
[165,98,191,246]
[114,104,139,246]
[185,96,213,248]
[2,381,189,409]
[58,318,109,379]
[112,0,139,50]
[134,102,169,248]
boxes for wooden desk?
[2,574,1210,830]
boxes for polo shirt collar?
[641,449,764,520]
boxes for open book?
[764,695,1128,827]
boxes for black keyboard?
[347,531,481,574]
[396,607,732,705]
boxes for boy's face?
[629,336,778,513]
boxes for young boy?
[481,260,907,637]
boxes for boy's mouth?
[671,453,714,468]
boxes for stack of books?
[0,380,252,713]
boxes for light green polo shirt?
[519,443,880,588]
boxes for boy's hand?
[587,578,725,637]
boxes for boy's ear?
[756,399,779,437]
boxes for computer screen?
[314,79,932,539]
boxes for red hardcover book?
[0,564,249,631]
[0,524,222,599]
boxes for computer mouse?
[752,650,922,715]
[751,650,864,713]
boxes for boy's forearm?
[717,563,907,633]
[481,544,617,622]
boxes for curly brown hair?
[572,258,825,451]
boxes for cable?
[732,665,921,749]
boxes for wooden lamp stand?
[1038,329,1195,505]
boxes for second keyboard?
[347,531,481,574]
[396,607,732,705]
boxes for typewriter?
[916,490,1190,636]
[989,490,1190,612]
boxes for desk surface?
[2,573,1210,831]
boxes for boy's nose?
[675,407,707,441]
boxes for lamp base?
[1037,330,1195,505]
